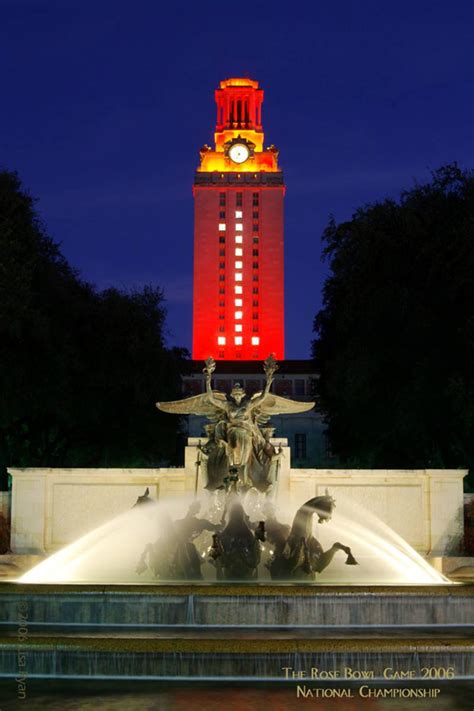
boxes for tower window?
[220,262,225,269]
[219,211,226,219]
[253,262,259,269]
[235,223,243,231]
[252,325,259,332]
[235,273,242,281]
[252,249,259,256]
[235,235,243,244]
[219,300,225,307]
[252,224,259,232]
[253,237,259,244]
[235,247,243,257]
[219,314,225,320]
[252,287,259,294]
[252,275,259,282]
[219,287,225,294]
[235,261,243,269]
[219,224,226,231]
[219,248,225,256]
[252,300,258,307]
[219,325,225,332]
[252,193,259,206]
[235,285,243,294]
[235,298,243,307]
[236,193,243,206]
[218,350,225,358]
[235,336,243,345]
[219,192,226,206]
[235,311,243,320]
[252,211,259,219]
[251,336,260,346]
[218,336,226,345]
[219,236,225,243]
[252,313,258,319]
[219,275,225,282]
[235,210,243,218]
[235,324,243,332]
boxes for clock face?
[228,143,250,164]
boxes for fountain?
[1,356,472,686]
[18,355,445,586]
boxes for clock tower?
[192,77,285,361]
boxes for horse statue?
[136,501,218,580]
[209,500,265,580]
[265,493,358,580]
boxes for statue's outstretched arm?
[203,357,227,411]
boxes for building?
[189,77,329,466]
[193,77,284,361]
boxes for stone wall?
[8,441,466,556]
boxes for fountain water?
[19,490,446,585]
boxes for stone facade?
[8,440,466,558]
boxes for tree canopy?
[0,170,188,482]
[312,165,474,485]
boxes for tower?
[192,77,285,361]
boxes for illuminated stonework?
[193,77,285,360]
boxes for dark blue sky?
[1,0,472,357]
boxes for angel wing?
[250,392,314,424]
[156,391,227,419]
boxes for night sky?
[1,1,472,358]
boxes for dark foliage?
[312,165,474,486]
[0,170,188,480]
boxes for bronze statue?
[265,493,358,580]
[157,355,314,492]
[136,501,218,580]
[209,500,265,580]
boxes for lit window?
[235,223,243,231]
[235,247,243,256]
[219,224,226,231]
[235,285,243,294]
[235,311,243,319]
[235,235,243,244]
[218,336,226,345]
[235,336,243,345]
[252,336,260,345]
[235,273,242,281]
[235,324,242,332]
[235,261,243,269]
[235,210,243,218]
[234,298,243,307]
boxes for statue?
[156,355,314,493]
[209,499,265,580]
[265,493,358,580]
[136,501,218,580]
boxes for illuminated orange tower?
[193,77,285,361]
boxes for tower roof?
[219,77,259,89]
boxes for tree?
[312,164,474,486]
[0,170,188,481]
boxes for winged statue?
[157,355,314,493]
